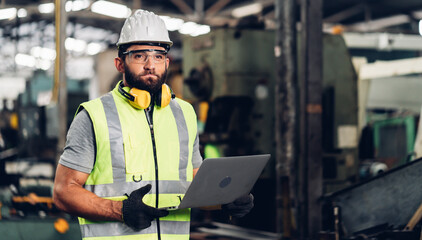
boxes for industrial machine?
[322,157,422,240]
[0,70,86,239]
[182,28,358,232]
[0,150,82,239]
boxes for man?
[53,9,253,240]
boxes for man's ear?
[114,57,125,73]
[166,57,170,70]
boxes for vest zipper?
[146,111,161,240]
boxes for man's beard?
[124,63,168,94]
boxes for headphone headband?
[118,81,135,101]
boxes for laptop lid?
[174,154,270,209]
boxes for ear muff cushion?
[129,88,151,109]
[159,84,172,108]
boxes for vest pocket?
[123,134,152,175]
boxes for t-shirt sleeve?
[59,109,95,173]
[192,133,203,169]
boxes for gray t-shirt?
[59,109,203,173]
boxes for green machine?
[372,115,416,167]
[0,70,87,239]
[0,217,82,240]
[182,28,358,194]
[0,184,82,239]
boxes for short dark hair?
[117,44,132,60]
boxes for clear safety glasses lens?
[123,49,167,64]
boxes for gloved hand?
[122,184,169,231]
[222,193,254,218]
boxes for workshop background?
[1,0,422,239]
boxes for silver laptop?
[163,154,270,210]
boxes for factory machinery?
[182,28,358,234]
[182,28,422,239]
[0,70,85,239]
[321,157,422,240]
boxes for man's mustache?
[140,71,158,77]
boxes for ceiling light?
[17,9,27,18]
[91,0,131,18]
[65,2,72,12]
[65,38,87,52]
[30,46,56,61]
[87,42,104,55]
[38,3,55,14]
[232,3,263,18]
[15,54,36,68]
[0,8,17,20]
[66,0,91,12]
[179,22,199,35]
[36,59,52,70]
[190,25,210,37]
[160,16,184,31]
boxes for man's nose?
[143,56,155,69]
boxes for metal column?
[299,0,323,239]
[195,0,204,22]
[275,0,298,238]
[54,0,67,163]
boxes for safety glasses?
[122,49,167,64]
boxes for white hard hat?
[117,10,173,49]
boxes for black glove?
[122,184,169,231]
[222,193,254,218]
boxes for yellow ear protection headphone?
[118,81,175,109]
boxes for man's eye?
[155,54,164,60]
[133,53,145,59]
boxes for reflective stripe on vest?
[78,86,194,240]
[84,180,190,198]
[81,220,190,238]
[101,93,126,183]
[169,100,189,182]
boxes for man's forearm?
[53,164,123,222]
[54,183,123,222]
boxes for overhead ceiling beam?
[218,0,274,17]
[132,0,142,9]
[324,3,364,23]
[359,57,422,80]
[169,0,193,15]
[343,32,422,51]
[205,0,231,17]
[342,8,422,32]
[344,14,411,32]
[195,0,204,21]
[412,10,422,19]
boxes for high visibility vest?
[77,83,198,240]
